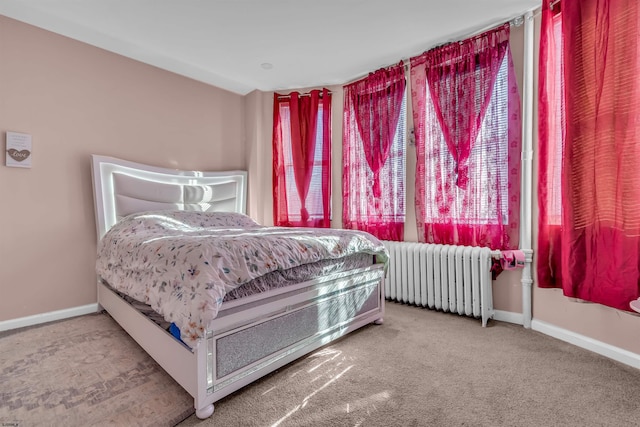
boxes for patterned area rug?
[0,312,194,426]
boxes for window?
[272,89,331,227]
[546,7,564,226]
[342,63,407,241]
[279,103,328,222]
[423,57,511,225]
[410,24,521,249]
[537,2,564,289]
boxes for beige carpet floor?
[178,302,640,427]
[3,303,640,426]
[0,313,194,427]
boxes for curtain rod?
[415,8,533,55]
[361,6,540,76]
[275,90,332,99]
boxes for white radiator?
[382,241,496,326]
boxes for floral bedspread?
[96,211,388,348]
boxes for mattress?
[104,252,374,331]
[96,210,388,347]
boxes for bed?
[90,155,387,419]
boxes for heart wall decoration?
[5,131,32,168]
[7,148,31,162]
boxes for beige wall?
[245,90,274,226]
[490,21,528,314]
[0,16,245,321]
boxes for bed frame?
[90,155,385,419]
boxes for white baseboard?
[493,310,524,325]
[532,319,640,370]
[0,303,100,332]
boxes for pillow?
[193,211,261,228]
[124,210,261,229]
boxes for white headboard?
[91,155,247,239]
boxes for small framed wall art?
[6,131,32,168]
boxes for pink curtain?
[537,0,565,289]
[273,89,331,227]
[343,62,406,241]
[424,25,508,189]
[410,25,521,249]
[558,0,640,309]
[353,64,406,198]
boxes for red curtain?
[273,89,331,227]
[289,91,318,222]
[410,25,521,249]
[537,0,565,289]
[343,62,406,241]
[558,0,640,309]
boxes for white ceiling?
[0,0,541,95]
